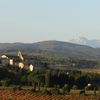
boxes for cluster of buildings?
[0,51,40,71]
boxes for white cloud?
[70,37,100,48]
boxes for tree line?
[0,64,100,92]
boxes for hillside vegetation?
[0,41,100,58]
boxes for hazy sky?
[0,0,100,43]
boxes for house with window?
[0,51,40,71]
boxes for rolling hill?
[0,40,100,58]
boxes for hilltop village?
[0,51,41,71]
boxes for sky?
[0,0,100,43]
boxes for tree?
[21,75,27,85]
[28,71,37,91]
[45,70,51,87]
[62,84,70,95]
[27,70,42,91]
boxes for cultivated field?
[0,89,100,100]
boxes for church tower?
[17,51,24,61]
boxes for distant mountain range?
[70,37,100,48]
[0,40,100,58]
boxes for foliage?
[0,63,100,93]
[50,88,60,95]
[40,89,51,95]
[11,86,22,92]
[62,84,70,95]
[0,79,10,86]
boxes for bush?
[0,79,10,87]
[11,86,22,92]
[79,90,85,96]
[72,85,78,90]
[50,88,60,95]
[62,84,70,95]
[40,89,51,95]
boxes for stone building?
[0,51,40,71]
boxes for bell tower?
[17,51,24,61]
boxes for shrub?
[40,89,51,95]
[0,79,10,87]
[72,85,78,90]
[62,84,70,95]
[11,86,22,92]
[79,90,85,96]
[50,88,60,95]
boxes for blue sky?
[0,0,100,42]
